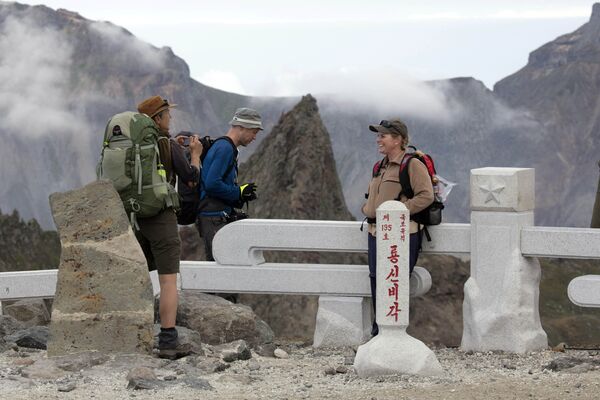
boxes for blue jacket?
[199,137,239,215]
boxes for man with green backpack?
[98,95,201,359]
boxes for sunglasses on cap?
[379,119,407,136]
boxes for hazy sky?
[18,0,599,96]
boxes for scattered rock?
[343,348,356,365]
[3,299,51,327]
[255,343,277,358]
[57,382,76,392]
[13,358,34,366]
[274,348,288,359]
[217,374,254,385]
[127,366,156,381]
[181,377,213,390]
[544,356,600,372]
[5,348,20,357]
[248,361,261,371]
[335,366,348,374]
[18,347,42,354]
[5,326,48,349]
[108,354,165,371]
[564,363,594,374]
[254,319,275,344]
[342,347,356,357]
[21,359,66,380]
[190,357,230,373]
[324,366,336,375]
[502,362,516,370]
[214,340,252,362]
[163,375,177,381]
[552,343,567,352]
[127,378,161,390]
[51,351,109,371]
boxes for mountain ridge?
[1,1,599,229]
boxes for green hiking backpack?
[97,111,179,228]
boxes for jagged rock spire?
[239,94,353,221]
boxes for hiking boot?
[158,341,193,360]
[158,327,192,360]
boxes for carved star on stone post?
[479,180,506,204]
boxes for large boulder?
[47,180,154,356]
[177,292,274,346]
[3,299,51,327]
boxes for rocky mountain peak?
[293,93,318,113]
[591,3,600,23]
[235,94,361,339]
[56,8,85,21]
[493,3,600,228]
[519,4,600,70]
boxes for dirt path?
[1,345,599,399]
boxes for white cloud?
[0,17,83,137]
[408,7,589,21]
[89,21,166,69]
[259,67,455,122]
[0,16,96,195]
[198,70,247,94]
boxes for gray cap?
[229,107,263,130]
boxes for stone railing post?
[354,201,442,376]
[462,168,548,352]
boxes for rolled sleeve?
[170,139,200,186]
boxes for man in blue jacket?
[197,108,262,263]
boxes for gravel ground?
[1,343,599,400]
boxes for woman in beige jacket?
[362,119,434,336]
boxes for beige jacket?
[362,151,434,235]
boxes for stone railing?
[2,168,600,355]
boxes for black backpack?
[175,134,237,225]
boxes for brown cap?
[369,119,408,138]
[137,96,177,118]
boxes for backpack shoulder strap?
[372,158,386,178]
[398,154,415,199]
[213,136,238,180]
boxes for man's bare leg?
[158,273,178,328]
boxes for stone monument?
[353,201,442,377]
[47,180,154,356]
